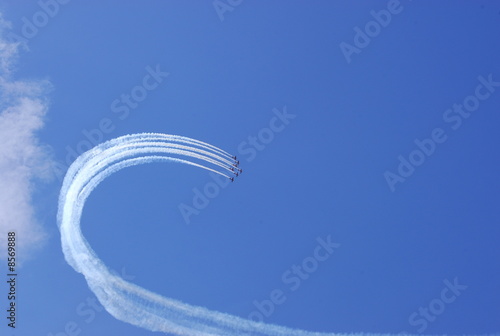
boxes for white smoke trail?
[140,133,236,162]
[57,133,495,336]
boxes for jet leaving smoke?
[57,133,495,336]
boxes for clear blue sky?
[0,1,499,335]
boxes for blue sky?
[0,1,499,335]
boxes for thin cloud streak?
[0,13,54,260]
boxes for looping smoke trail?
[57,133,495,336]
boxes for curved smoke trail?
[58,133,494,336]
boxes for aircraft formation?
[229,156,242,182]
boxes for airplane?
[235,172,239,177]
[230,167,235,171]
[232,156,237,160]
[230,177,234,182]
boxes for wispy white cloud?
[0,13,55,261]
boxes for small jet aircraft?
[230,177,234,182]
